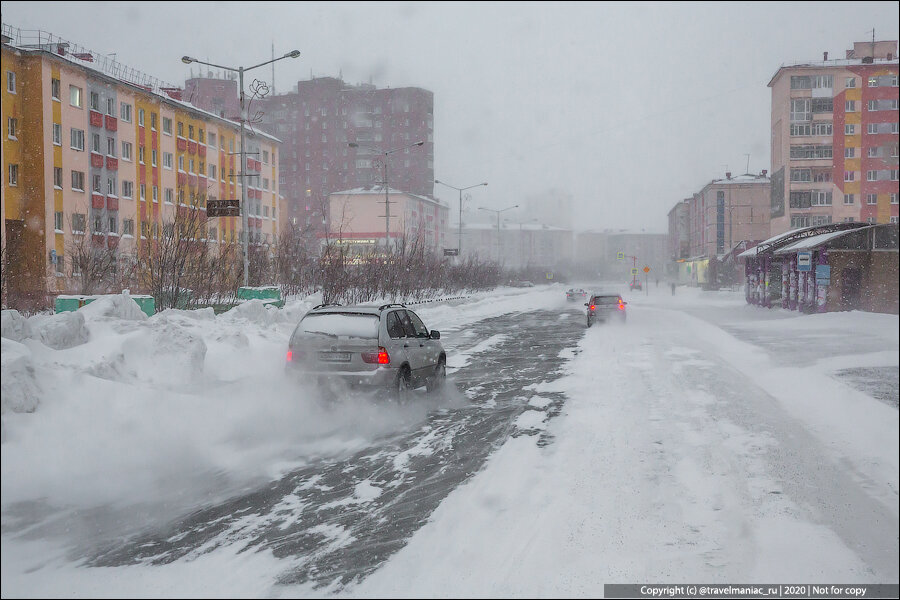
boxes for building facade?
[2,24,281,307]
[326,186,448,255]
[769,40,899,236]
[689,172,771,259]
[253,77,434,238]
[454,222,574,270]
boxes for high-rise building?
[253,76,434,239]
[769,40,899,236]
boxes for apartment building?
[253,76,434,238]
[1,24,281,307]
[688,172,771,259]
[769,40,899,236]
[326,186,448,255]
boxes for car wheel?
[426,358,446,393]
[394,367,412,403]
[586,316,593,328]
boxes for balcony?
[106,196,118,211]
[104,115,117,132]
[176,137,187,152]
[189,174,198,188]
[90,152,104,168]
[92,193,105,209]
[198,145,207,158]
[188,141,198,155]
[89,110,103,128]
[177,172,187,186]
[107,235,119,249]
[106,157,118,170]
[92,233,106,248]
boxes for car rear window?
[297,313,380,338]
[595,296,621,304]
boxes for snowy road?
[2,285,897,597]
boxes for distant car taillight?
[286,350,293,362]
[590,305,595,310]
[362,347,391,365]
[618,302,625,310]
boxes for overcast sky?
[3,1,899,232]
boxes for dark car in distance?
[585,293,627,327]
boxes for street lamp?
[348,140,424,252]
[434,179,488,257]
[181,50,301,287]
[478,204,518,262]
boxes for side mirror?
[584,303,589,307]
[430,330,441,340]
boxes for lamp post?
[181,50,300,287]
[349,141,424,252]
[434,179,487,257]
[478,204,518,262]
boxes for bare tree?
[137,205,207,310]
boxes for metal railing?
[2,22,176,95]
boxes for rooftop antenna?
[271,41,275,94]
[744,153,751,174]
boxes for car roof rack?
[378,302,407,311]
[311,302,342,310]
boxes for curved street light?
[434,179,488,257]
[181,50,301,286]
[348,141,425,251]
[478,204,519,262]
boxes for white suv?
[287,303,446,398]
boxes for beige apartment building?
[326,186,449,256]
[2,25,281,308]
[688,172,772,259]
[769,40,899,236]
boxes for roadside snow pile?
[79,293,148,322]
[1,338,41,415]
[27,310,90,349]
[122,320,207,386]
[1,309,33,342]
[220,299,281,326]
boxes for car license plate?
[319,351,351,362]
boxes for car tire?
[426,358,446,393]
[394,366,412,403]
[586,316,593,328]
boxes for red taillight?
[589,305,595,310]
[362,347,391,365]
[286,350,293,362]
[618,303,625,311]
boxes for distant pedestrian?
[670,282,676,295]
[655,278,659,288]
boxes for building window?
[844,171,855,182]
[208,131,216,147]
[163,117,172,135]
[845,146,855,158]
[178,122,184,136]
[140,183,146,201]
[790,215,811,228]
[123,219,134,236]
[811,122,832,136]
[846,77,856,88]
[51,77,60,99]
[54,211,64,232]
[810,215,832,226]
[107,178,116,196]
[138,108,145,127]
[106,97,115,116]
[790,168,811,182]
[123,180,133,198]
[790,123,811,136]
[188,124,194,140]
[868,147,881,158]
[92,174,102,193]
[890,193,898,204]
[91,133,101,153]
[866,194,877,205]
[71,170,85,191]
[892,170,899,181]
[52,123,62,145]
[891,216,899,224]
[90,91,100,111]
[108,216,118,234]
[845,124,856,135]
[178,155,184,171]
[151,149,158,167]
[163,152,173,169]
[138,146,145,164]
[122,141,132,161]
[811,191,832,206]
[72,213,86,234]
[4,71,16,93]
[152,185,158,203]
[165,188,174,204]
[867,170,878,182]
[844,193,856,205]
[845,100,856,112]
[54,167,63,188]
[867,123,879,135]
[208,164,216,179]
[70,128,85,151]
[868,76,879,88]
[8,164,18,186]
[69,85,82,108]
[107,137,116,157]
[120,102,132,123]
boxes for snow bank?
[79,293,148,322]
[1,309,33,342]
[219,299,280,326]
[0,338,41,415]
[28,310,90,350]
[122,321,207,386]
